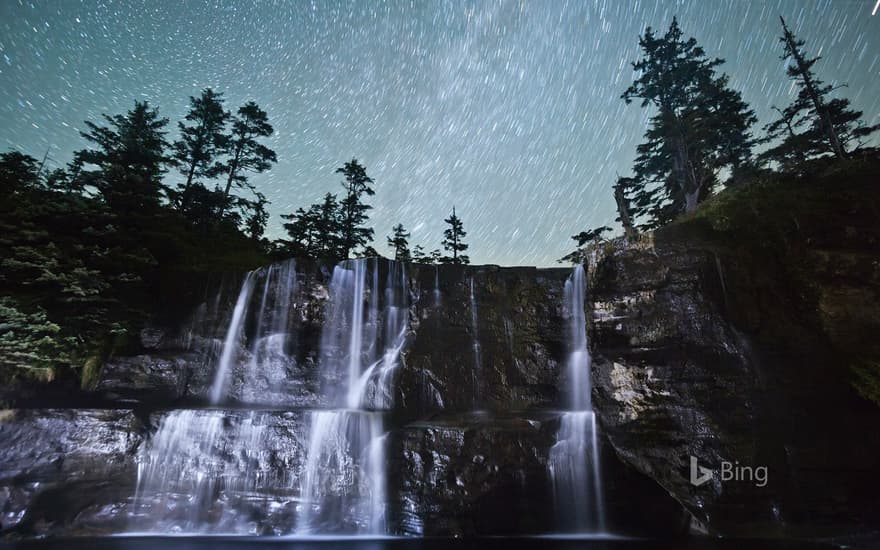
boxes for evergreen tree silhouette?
[75,100,171,216]
[282,192,343,259]
[441,206,469,265]
[622,17,756,228]
[221,101,276,210]
[336,159,375,258]
[761,17,879,166]
[171,88,229,209]
[387,223,411,261]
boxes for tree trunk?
[181,161,197,208]
[613,186,638,241]
[781,17,847,160]
[223,151,239,199]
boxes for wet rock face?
[397,265,570,416]
[589,233,880,536]
[98,262,333,409]
[99,262,575,415]
[0,409,143,535]
[133,409,309,536]
[389,413,558,536]
[6,241,880,538]
[589,238,776,533]
[388,412,687,537]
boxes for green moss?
[80,354,103,391]
[851,360,880,407]
[661,156,880,407]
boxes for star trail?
[1,0,878,265]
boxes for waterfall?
[202,259,299,404]
[548,264,606,533]
[297,258,408,534]
[209,272,257,403]
[433,265,441,307]
[241,260,298,404]
[135,260,301,533]
[469,276,483,408]
[133,410,277,534]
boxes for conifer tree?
[441,207,469,265]
[762,17,879,166]
[172,88,229,208]
[336,159,375,258]
[221,101,276,206]
[281,192,343,259]
[559,226,611,265]
[1,150,41,198]
[75,100,170,216]
[613,176,638,241]
[244,192,269,242]
[622,18,756,226]
[387,224,411,261]
[411,245,426,264]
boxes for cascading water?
[209,272,257,404]
[297,258,408,534]
[469,276,483,408]
[134,260,301,533]
[433,265,441,307]
[548,264,606,533]
[133,410,276,534]
[241,260,298,404]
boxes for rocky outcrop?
[389,412,688,537]
[589,220,880,537]
[96,263,575,416]
[398,265,570,416]
[0,409,143,535]
[5,164,880,541]
[133,409,309,535]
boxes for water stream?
[297,258,408,534]
[133,259,606,536]
[548,264,606,533]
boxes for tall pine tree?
[75,100,171,216]
[621,18,756,228]
[221,101,276,209]
[336,159,375,258]
[441,207,469,265]
[172,88,229,209]
[761,17,879,166]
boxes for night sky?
[1,1,878,266]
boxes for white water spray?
[549,264,606,533]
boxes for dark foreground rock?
[589,179,880,538]
[0,409,143,535]
[389,412,688,537]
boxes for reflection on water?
[0,536,844,550]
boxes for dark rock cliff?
[2,161,879,540]
[590,162,880,537]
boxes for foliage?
[411,245,442,265]
[387,224,411,262]
[221,102,276,200]
[441,207,469,264]
[760,18,879,167]
[281,192,344,259]
[0,96,274,386]
[619,17,757,229]
[336,159,376,258]
[0,297,73,380]
[171,87,230,206]
[75,100,172,216]
[559,226,611,265]
[852,360,880,408]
